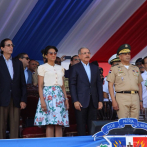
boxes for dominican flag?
[0,0,146,76]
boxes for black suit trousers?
[75,97,97,136]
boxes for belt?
[116,91,138,94]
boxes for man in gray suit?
[17,53,32,84]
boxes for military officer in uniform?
[103,54,120,101]
[103,54,120,119]
[107,44,143,119]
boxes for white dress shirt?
[24,67,29,83]
[141,70,147,108]
[3,55,13,79]
[103,76,116,102]
[81,61,91,82]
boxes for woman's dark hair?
[44,46,58,55]
[0,38,12,54]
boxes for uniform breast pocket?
[133,74,139,84]
[116,73,126,84]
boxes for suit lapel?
[0,56,11,80]
[12,58,17,80]
[89,63,94,84]
[79,62,90,83]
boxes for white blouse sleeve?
[37,65,45,76]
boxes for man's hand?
[74,101,82,111]
[112,100,119,110]
[20,102,26,109]
[98,102,103,110]
[60,55,66,62]
[140,102,143,110]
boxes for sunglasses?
[74,59,81,61]
[136,62,142,66]
[121,53,130,55]
[5,44,15,47]
[22,57,30,60]
[48,52,57,55]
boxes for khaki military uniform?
[107,63,143,119]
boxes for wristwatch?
[140,100,143,102]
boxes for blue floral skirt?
[34,86,69,127]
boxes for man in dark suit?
[65,55,80,78]
[0,38,27,139]
[69,47,103,136]
[17,53,32,84]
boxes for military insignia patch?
[109,70,112,73]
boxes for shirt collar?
[3,55,12,61]
[24,67,28,71]
[119,62,131,67]
[81,61,89,66]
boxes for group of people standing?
[0,37,146,139]
[34,46,103,137]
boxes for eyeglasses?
[22,57,30,60]
[80,52,91,55]
[5,44,15,47]
[74,59,81,61]
[48,52,57,55]
[136,62,142,66]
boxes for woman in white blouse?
[34,46,69,137]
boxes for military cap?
[117,44,131,55]
[108,54,120,65]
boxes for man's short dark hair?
[71,55,78,61]
[56,56,61,60]
[0,38,12,54]
[30,59,36,63]
[91,61,99,66]
[16,53,28,59]
[135,58,142,65]
[142,56,147,64]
